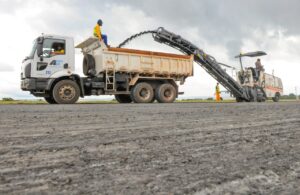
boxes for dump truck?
[21,35,193,104]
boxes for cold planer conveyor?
[118,27,250,101]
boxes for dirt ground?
[0,102,300,194]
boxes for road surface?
[0,102,300,194]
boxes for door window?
[42,39,66,58]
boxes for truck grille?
[24,63,31,78]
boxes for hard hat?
[97,19,103,26]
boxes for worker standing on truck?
[215,83,221,101]
[93,19,108,45]
[255,59,263,80]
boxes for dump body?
[76,37,193,79]
[103,47,193,77]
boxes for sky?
[0,0,299,100]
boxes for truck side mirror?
[37,36,43,44]
[37,43,43,57]
[36,37,44,57]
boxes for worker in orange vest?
[215,83,221,101]
[93,19,108,45]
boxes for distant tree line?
[2,97,14,101]
[280,93,300,100]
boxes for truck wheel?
[155,84,176,103]
[44,96,57,104]
[131,82,154,103]
[52,80,80,104]
[115,94,132,103]
[83,54,96,76]
[236,97,245,102]
[272,94,280,102]
[250,88,257,102]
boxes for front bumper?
[21,78,35,90]
[21,78,50,91]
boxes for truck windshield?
[28,40,37,59]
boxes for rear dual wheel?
[155,84,176,103]
[130,82,177,103]
[131,82,154,103]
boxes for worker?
[93,19,108,45]
[215,83,221,101]
[52,45,65,55]
[255,58,264,80]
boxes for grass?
[176,99,236,103]
[0,99,298,105]
[0,100,47,105]
[0,99,117,105]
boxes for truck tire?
[155,83,176,103]
[272,93,280,102]
[83,54,96,76]
[236,97,245,102]
[249,88,257,102]
[52,80,80,104]
[115,94,132,103]
[44,96,57,104]
[131,82,154,103]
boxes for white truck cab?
[21,35,84,103]
[22,35,75,80]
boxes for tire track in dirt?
[0,102,299,194]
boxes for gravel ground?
[0,102,300,194]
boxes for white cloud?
[241,28,300,94]
[0,0,299,99]
[0,63,14,72]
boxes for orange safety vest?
[215,85,221,101]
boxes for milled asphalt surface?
[0,102,300,194]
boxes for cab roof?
[42,34,73,40]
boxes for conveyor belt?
[118,27,250,100]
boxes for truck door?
[31,38,68,78]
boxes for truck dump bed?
[77,37,193,77]
[103,47,193,76]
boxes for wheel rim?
[163,88,173,100]
[59,85,76,100]
[139,88,150,100]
